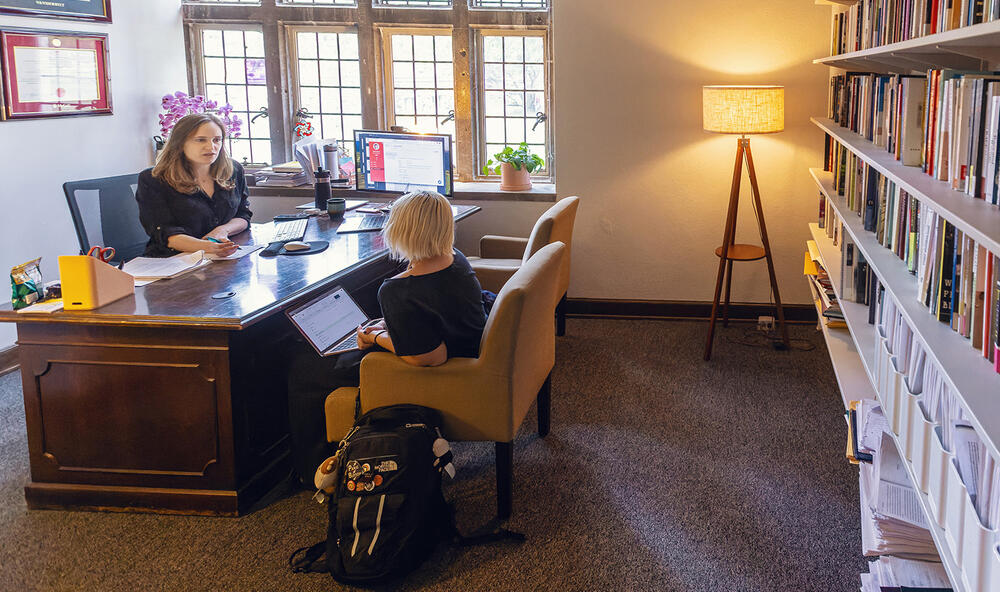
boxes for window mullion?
[358,0,380,130]
[452,0,473,182]
[262,21,288,164]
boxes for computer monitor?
[354,130,453,197]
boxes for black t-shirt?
[135,160,252,257]
[378,250,487,358]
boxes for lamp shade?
[702,85,784,134]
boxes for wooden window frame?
[376,26,454,133]
[284,24,364,154]
[182,0,552,182]
[471,26,551,182]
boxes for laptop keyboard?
[329,334,358,354]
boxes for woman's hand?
[201,238,239,257]
[203,226,231,242]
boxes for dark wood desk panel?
[2,206,479,515]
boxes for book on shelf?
[829,0,1000,56]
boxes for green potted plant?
[484,142,544,191]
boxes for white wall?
[552,0,830,305]
[0,2,187,347]
[0,0,831,352]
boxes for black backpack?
[290,404,457,584]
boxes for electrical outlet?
[757,315,775,332]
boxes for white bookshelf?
[810,167,1000,463]
[808,190,970,592]
[812,117,1000,256]
[812,8,1000,588]
[816,18,1000,72]
[807,223,878,405]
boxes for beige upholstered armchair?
[325,242,566,520]
[469,196,579,336]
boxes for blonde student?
[286,190,486,484]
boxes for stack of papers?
[293,137,340,184]
[255,162,309,187]
[122,251,210,283]
[858,405,939,560]
[953,425,1000,530]
[861,556,951,591]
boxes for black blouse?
[377,250,486,358]
[135,160,252,257]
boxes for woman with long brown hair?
[136,113,250,257]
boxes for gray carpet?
[0,319,865,591]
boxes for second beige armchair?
[470,195,579,336]
[325,242,566,520]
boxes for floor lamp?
[702,85,789,360]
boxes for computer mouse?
[284,241,310,251]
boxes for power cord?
[725,326,815,352]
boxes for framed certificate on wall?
[0,29,112,119]
[0,1,111,23]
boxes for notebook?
[286,286,379,356]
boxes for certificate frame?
[0,28,112,119]
[0,1,111,23]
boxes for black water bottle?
[314,169,331,210]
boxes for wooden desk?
[0,206,479,515]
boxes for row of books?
[828,73,925,166]
[805,254,847,328]
[825,144,1000,369]
[827,143,922,272]
[829,70,1000,205]
[831,0,1000,56]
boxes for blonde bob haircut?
[382,190,454,262]
[152,113,235,194]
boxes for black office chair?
[63,173,147,264]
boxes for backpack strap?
[288,540,329,574]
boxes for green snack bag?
[11,257,44,310]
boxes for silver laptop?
[286,286,379,356]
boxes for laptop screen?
[288,287,368,353]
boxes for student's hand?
[361,319,386,333]
[356,325,378,349]
[201,238,238,257]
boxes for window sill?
[248,181,557,202]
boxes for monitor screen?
[354,130,453,197]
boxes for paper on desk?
[16,299,63,313]
[206,244,264,260]
[123,251,206,280]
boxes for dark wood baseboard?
[0,345,17,376]
[565,298,817,323]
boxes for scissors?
[87,246,116,263]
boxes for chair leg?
[556,292,568,336]
[537,373,551,437]
[495,441,513,521]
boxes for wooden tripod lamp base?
[703,136,789,360]
[701,85,789,361]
